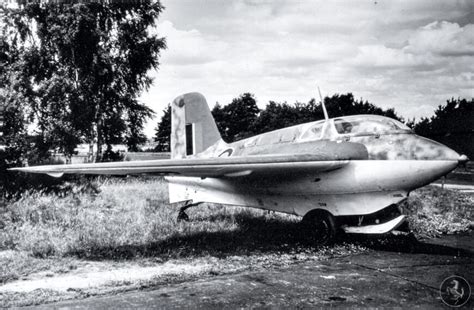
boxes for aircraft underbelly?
[166,159,457,217]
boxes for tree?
[0,27,41,195]
[252,101,307,134]
[213,93,260,142]
[324,93,403,122]
[211,102,226,138]
[0,1,165,162]
[413,98,473,159]
[154,104,171,152]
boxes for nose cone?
[414,137,460,161]
[409,137,461,186]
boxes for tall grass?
[0,177,471,260]
[0,177,302,259]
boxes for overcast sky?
[141,0,474,136]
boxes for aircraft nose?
[413,136,460,161]
[411,137,461,181]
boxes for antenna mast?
[318,86,329,120]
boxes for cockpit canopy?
[333,115,411,135]
[299,115,412,141]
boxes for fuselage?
[169,115,461,217]
[235,115,459,189]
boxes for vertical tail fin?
[171,92,222,159]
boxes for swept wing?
[10,154,349,178]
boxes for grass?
[1,177,171,258]
[0,250,77,284]
[0,177,472,289]
[1,177,304,260]
[403,186,473,238]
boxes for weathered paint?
[202,115,459,162]
[350,134,459,161]
[171,96,186,159]
[168,174,409,217]
[171,93,222,159]
[167,159,457,216]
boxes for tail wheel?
[301,209,337,245]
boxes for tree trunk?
[88,140,95,163]
[96,119,103,163]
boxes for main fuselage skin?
[167,115,460,218]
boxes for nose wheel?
[301,209,337,245]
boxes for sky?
[140,0,474,137]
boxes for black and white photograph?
[0,0,472,308]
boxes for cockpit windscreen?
[334,115,411,135]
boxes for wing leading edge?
[10,154,349,178]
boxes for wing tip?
[8,166,64,177]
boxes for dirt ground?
[23,231,473,309]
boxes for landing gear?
[177,201,201,222]
[301,209,337,245]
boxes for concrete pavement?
[29,232,473,309]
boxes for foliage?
[154,104,171,152]
[0,1,165,162]
[412,98,473,159]
[252,101,314,134]
[325,93,402,121]
[212,93,260,142]
[0,32,47,196]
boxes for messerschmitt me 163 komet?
[11,92,468,244]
